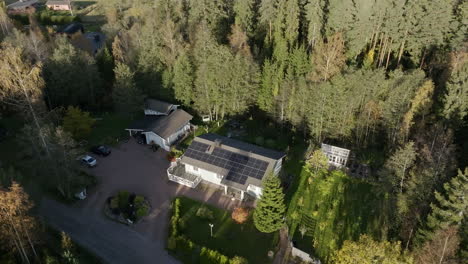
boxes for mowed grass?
[177,196,278,264]
[291,170,388,262]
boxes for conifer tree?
[443,51,468,124]
[112,62,144,115]
[417,168,468,243]
[253,175,286,233]
[233,0,255,36]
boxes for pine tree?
[112,62,144,115]
[173,52,194,106]
[233,0,255,36]
[443,51,468,124]
[417,168,468,243]
[253,175,286,233]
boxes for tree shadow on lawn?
[178,197,278,264]
[336,181,386,249]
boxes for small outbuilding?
[321,143,350,168]
[46,0,72,11]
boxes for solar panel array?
[184,141,269,185]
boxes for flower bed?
[104,191,150,225]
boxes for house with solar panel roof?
[167,133,286,200]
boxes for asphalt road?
[39,198,180,264]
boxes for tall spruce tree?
[443,51,468,124]
[417,168,468,243]
[253,175,286,233]
[112,62,144,115]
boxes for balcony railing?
[167,161,201,188]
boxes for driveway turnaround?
[40,198,179,264]
[40,139,244,264]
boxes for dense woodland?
[0,0,467,263]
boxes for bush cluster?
[38,14,79,25]
[108,191,149,222]
[196,206,214,220]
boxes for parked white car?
[81,155,97,167]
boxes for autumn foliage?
[231,207,249,224]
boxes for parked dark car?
[91,145,111,156]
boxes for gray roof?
[7,0,38,9]
[127,116,160,130]
[127,110,192,139]
[144,98,175,114]
[46,0,71,5]
[151,109,192,138]
[198,133,286,160]
[180,134,285,191]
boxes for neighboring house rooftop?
[46,0,71,5]
[180,134,285,191]
[144,98,175,114]
[7,0,38,9]
[128,109,193,139]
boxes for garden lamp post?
[209,223,214,237]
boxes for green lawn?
[288,169,389,263]
[86,113,132,147]
[177,196,278,264]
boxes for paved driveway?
[40,139,244,264]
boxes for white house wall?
[144,132,170,151]
[185,164,222,185]
[273,159,282,175]
[144,109,167,116]
[247,184,263,198]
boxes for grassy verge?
[288,169,388,262]
[86,112,132,147]
[172,196,278,263]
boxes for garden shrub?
[196,206,214,220]
[136,205,149,220]
[265,139,276,149]
[134,195,145,207]
[231,207,249,224]
[170,198,181,237]
[178,218,187,231]
[167,236,177,250]
[230,256,248,264]
[200,247,229,264]
[110,196,119,209]
[118,191,129,210]
[255,136,264,146]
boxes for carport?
[125,116,161,141]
